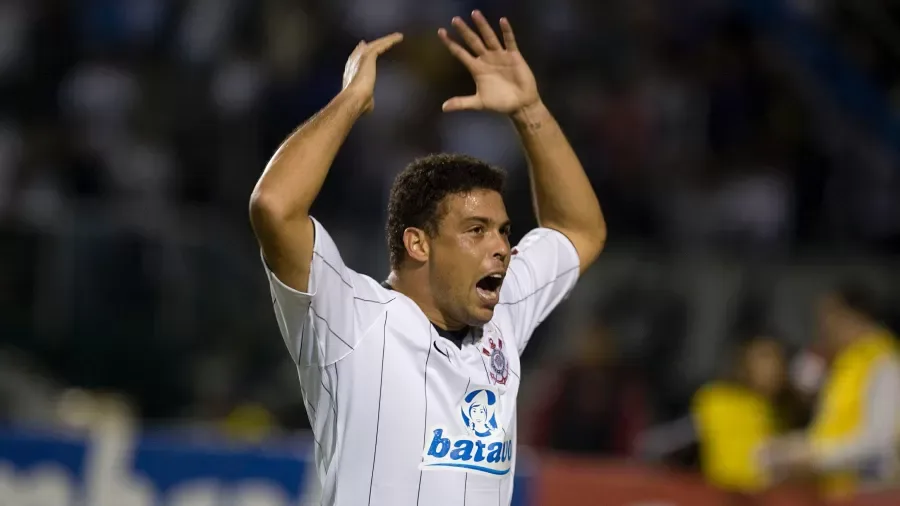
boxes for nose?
[492,232,511,263]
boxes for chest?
[380,312,522,476]
[384,319,522,410]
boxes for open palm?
[439,12,540,114]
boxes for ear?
[402,227,429,263]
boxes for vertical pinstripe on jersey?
[463,474,468,506]
[322,371,337,418]
[265,222,581,506]
[481,325,502,506]
[332,361,342,505]
[367,312,389,506]
[333,361,340,421]
[461,377,471,505]
[416,327,435,506]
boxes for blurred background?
[3,0,900,504]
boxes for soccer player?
[249,11,606,506]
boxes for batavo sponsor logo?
[420,388,513,476]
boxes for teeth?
[490,273,503,279]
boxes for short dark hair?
[386,153,506,269]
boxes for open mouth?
[475,273,504,306]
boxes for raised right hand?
[342,32,404,114]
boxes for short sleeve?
[263,217,390,366]
[498,227,580,352]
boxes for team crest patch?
[482,337,508,385]
[420,387,513,476]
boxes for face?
[428,189,511,327]
[817,294,850,357]
[470,404,487,423]
[743,339,785,398]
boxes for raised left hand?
[438,11,540,114]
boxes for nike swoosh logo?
[433,341,450,360]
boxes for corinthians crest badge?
[481,336,509,385]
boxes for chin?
[468,307,495,326]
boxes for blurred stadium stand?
[2,0,900,504]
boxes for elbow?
[542,216,606,246]
[559,211,607,256]
[545,219,606,269]
[593,219,608,254]
[577,218,607,269]
[584,228,607,266]
[577,218,608,257]
[249,188,274,226]
[249,187,297,231]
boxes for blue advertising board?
[0,425,532,505]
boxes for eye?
[469,226,485,235]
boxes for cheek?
[438,242,479,276]
[453,235,484,257]
[430,259,468,300]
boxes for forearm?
[814,437,885,472]
[512,102,606,265]
[250,89,367,221]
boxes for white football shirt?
[263,216,580,506]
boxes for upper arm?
[262,217,389,366]
[499,227,581,352]
[251,199,316,293]
[546,226,605,275]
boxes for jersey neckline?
[381,280,470,349]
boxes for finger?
[367,32,404,55]
[471,10,502,50]
[442,95,482,112]
[438,28,477,69]
[499,18,518,52]
[451,16,487,55]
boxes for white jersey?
[263,217,580,506]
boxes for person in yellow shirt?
[762,281,900,501]
[692,336,789,497]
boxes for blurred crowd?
[2,0,900,499]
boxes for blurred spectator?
[762,280,900,501]
[0,9,899,504]
[529,324,647,456]
[220,402,277,443]
[0,348,61,426]
[692,336,789,498]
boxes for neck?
[387,269,465,331]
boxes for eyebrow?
[464,216,512,229]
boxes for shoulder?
[484,314,523,355]
[348,275,398,304]
[693,381,747,411]
[512,227,579,260]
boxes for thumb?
[442,95,482,112]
